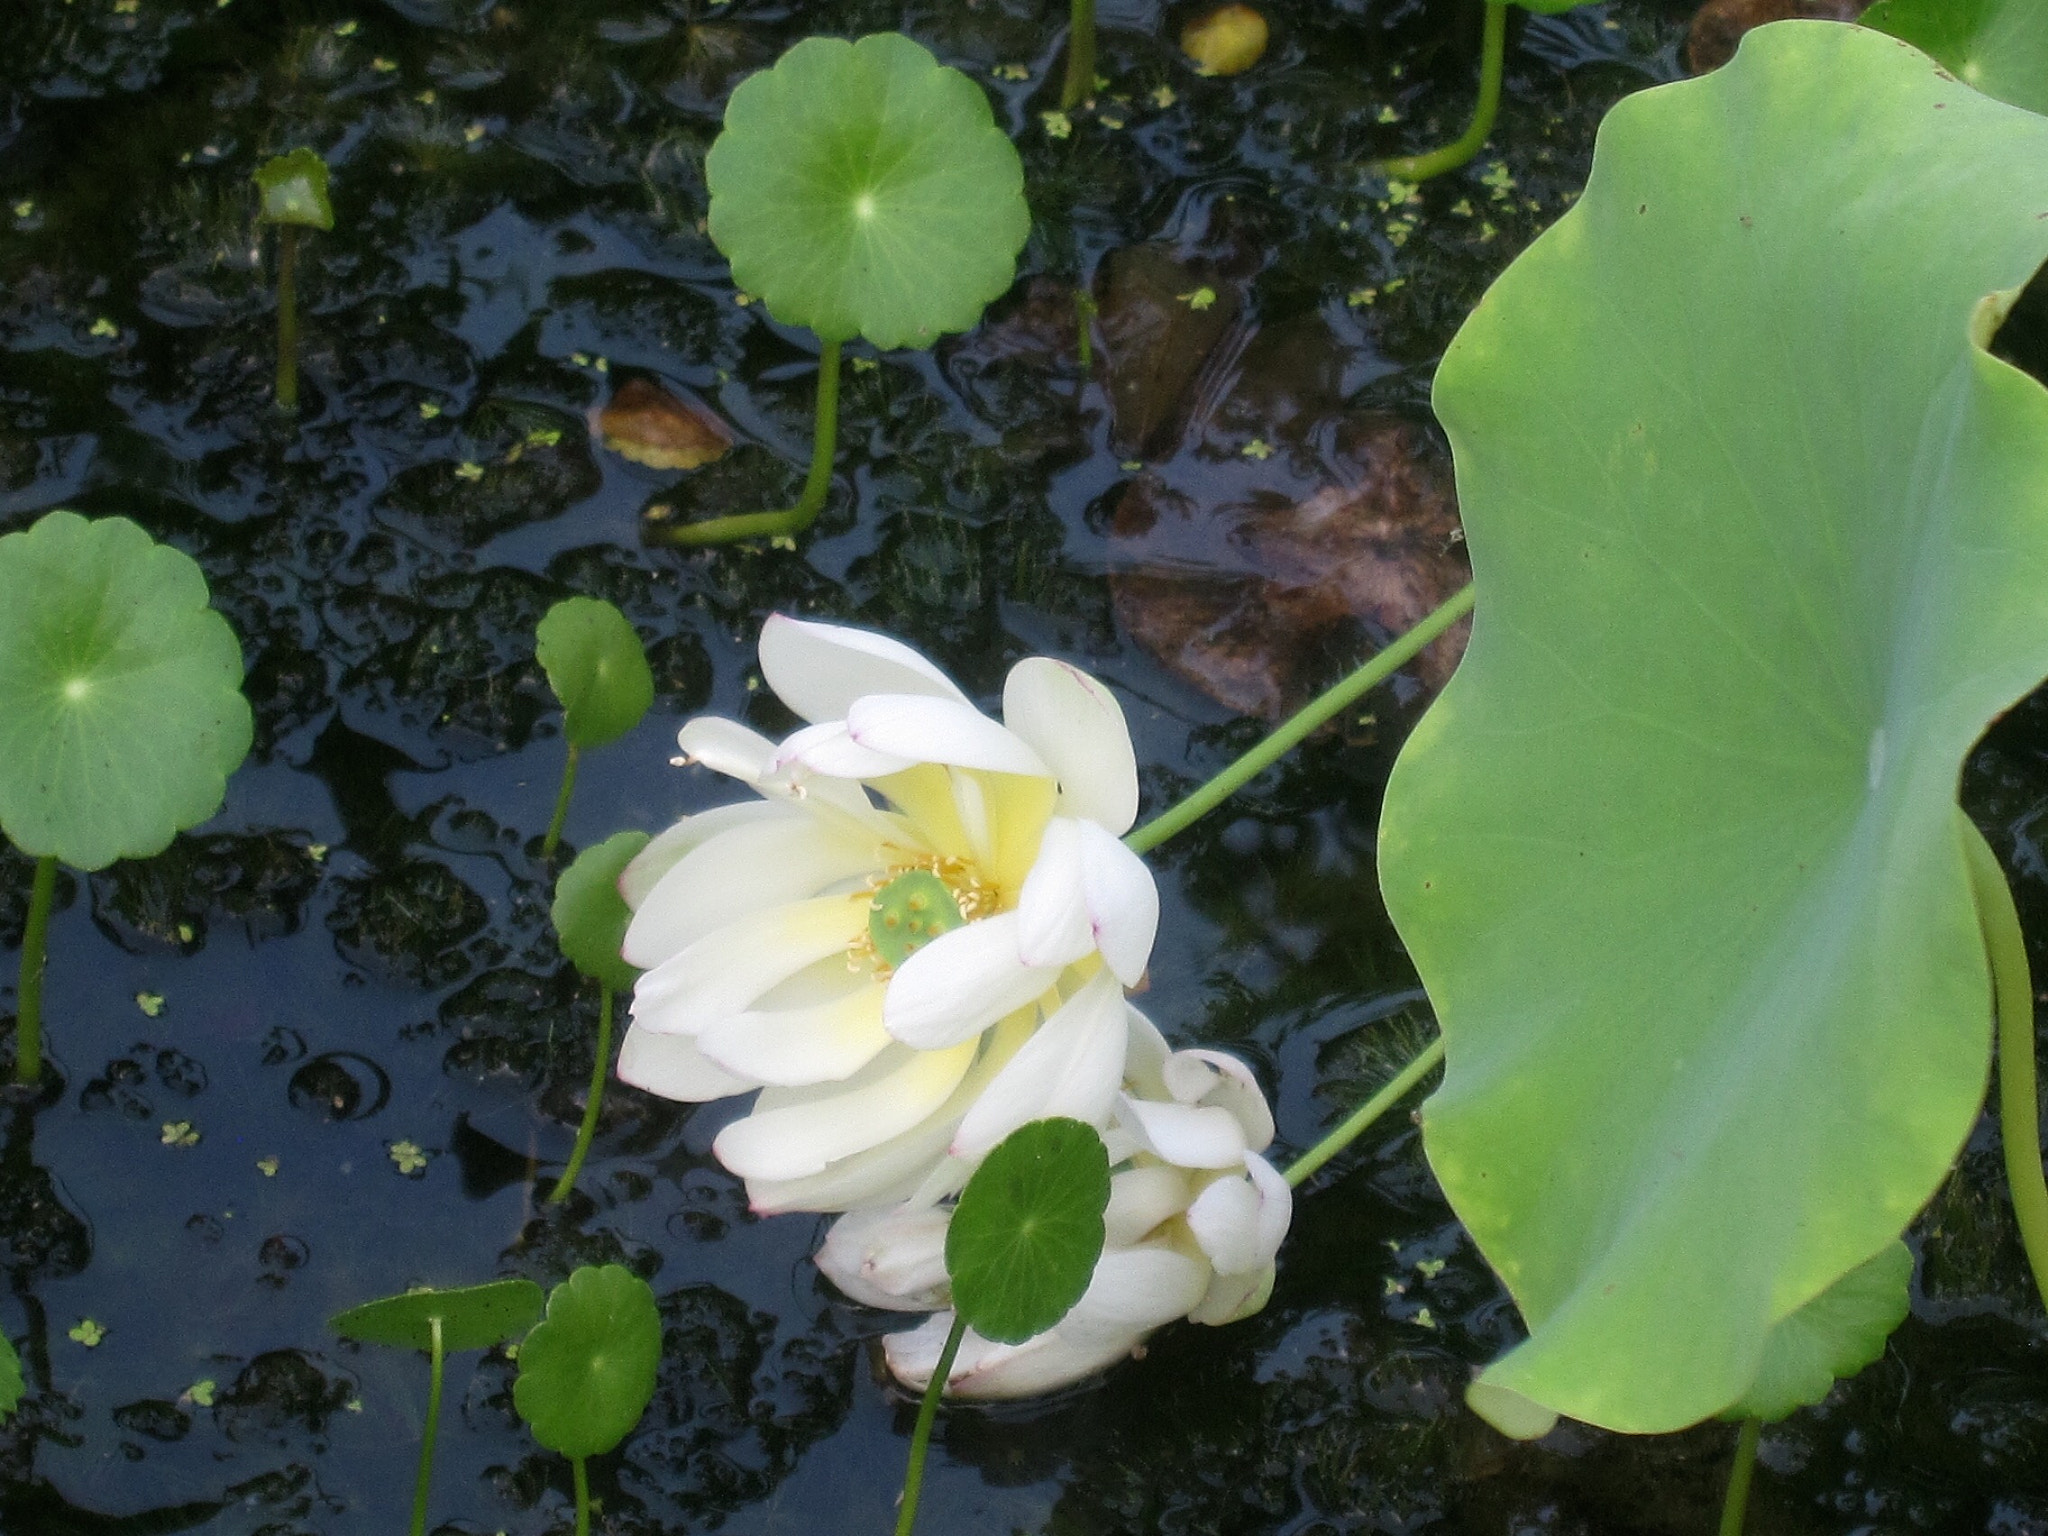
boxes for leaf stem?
[411,1314,445,1536]
[549,984,613,1205]
[652,337,843,545]
[542,743,580,861]
[1718,1417,1761,1536]
[276,224,300,415]
[1062,0,1097,110]
[894,1312,967,1536]
[1074,289,1096,372]
[1284,1035,1444,1187]
[572,1455,591,1536]
[1377,0,1507,183]
[1124,583,1474,856]
[1962,821,2048,1313]
[14,855,56,1087]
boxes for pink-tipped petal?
[1001,658,1140,833]
[760,614,968,724]
[1162,1048,1277,1150]
[846,695,1050,778]
[1076,820,1158,986]
[1014,817,1093,969]
[815,1205,953,1311]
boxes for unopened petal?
[712,1041,977,1182]
[1103,1164,1194,1247]
[1122,1096,1251,1169]
[884,913,1061,1051]
[1001,658,1140,834]
[759,613,966,724]
[1185,1171,1264,1274]
[616,1022,758,1103]
[1162,1048,1276,1151]
[951,969,1127,1157]
[816,1205,953,1311]
[847,695,1050,778]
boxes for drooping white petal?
[1064,1245,1212,1334]
[1102,1164,1194,1247]
[759,613,968,724]
[615,1022,758,1102]
[1188,1263,1275,1327]
[619,801,791,911]
[630,897,864,1036]
[1075,819,1158,986]
[1001,658,1140,834]
[621,817,876,970]
[846,695,1051,778]
[745,1011,1034,1214]
[1121,1096,1252,1169]
[1245,1152,1292,1267]
[697,981,892,1087]
[674,716,780,784]
[1162,1049,1277,1151]
[1185,1171,1263,1274]
[815,1205,953,1311]
[773,720,918,780]
[884,913,1061,1051]
[712,1041,977,1182]
[1014,817,1093,970]
[1123,1004,1172,1096]
[951,969,1128,1156]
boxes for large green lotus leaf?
[705,33,1029,350]
[1378,20,2048,1435]
[1729,1239,1910,1423]
[0,511,251,872]
[1863,0,2048,116]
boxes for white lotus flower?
[615,614,1159,1214]
[820,1010,1292,1399]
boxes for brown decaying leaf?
[1097,246,1242,460]
[1111,418,1469,721]
[1683,0,1870,75]
[1181,4,1271,77]
[597,378,732,471]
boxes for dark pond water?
[4,0,2048,1532]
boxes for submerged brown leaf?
[1683,0,1869,74]
[597,378,732,470]
[1097,246,1242,460]
[1111,418,1469,721]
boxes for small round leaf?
[945,1116,1110,1346]
[1727,1241,1911,1424]
[535,597,653,751]
[514,1264,661,1458]
[252,147,335,230]
[706,32,1030,350]
[0,511,252,872]
[329,1278,544,1355]
[553,831,650,991]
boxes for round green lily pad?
[0,511,252,873]
[706,32,1030,350]
[252,147,334,230]
[535,597,654,752]
[329,1278,545,1354]
[553,831,650,992]
[945,1116,1111,1346]
[514,1264,661,1459]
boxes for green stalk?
[1962,821,2048,1312]
[1074,289,1097,371]
[1125,583,1475,856]
[410,1314,445,1536]
[1378,1,1507,183]
[549,984,614,1205]
[14,855,56,1086]
[893,1312,967,1536]
[653,337,843,546]
[542,743,580,861]
[572,1455,591,1536]
[275,224,301,415]
[1284,1035,1444,1188]
[1718,1417,1761,1536]
[1061,0,1097,110]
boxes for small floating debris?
[1181,4,1269,77]
[596,378,733,471]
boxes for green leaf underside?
[0,1333,21,1421]
[0,511,252,872]
[1378,20,2048,1434]
[1863,0,2048,117]
[1730,1241,1911,1423]
[706,32,1030,350]
[252,147,334,230]
[535,597,653,751]
[946,1117,1111,1345]
[513,1264,661,1458]
[553,831,650,991]
[329,1278,544,1354]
